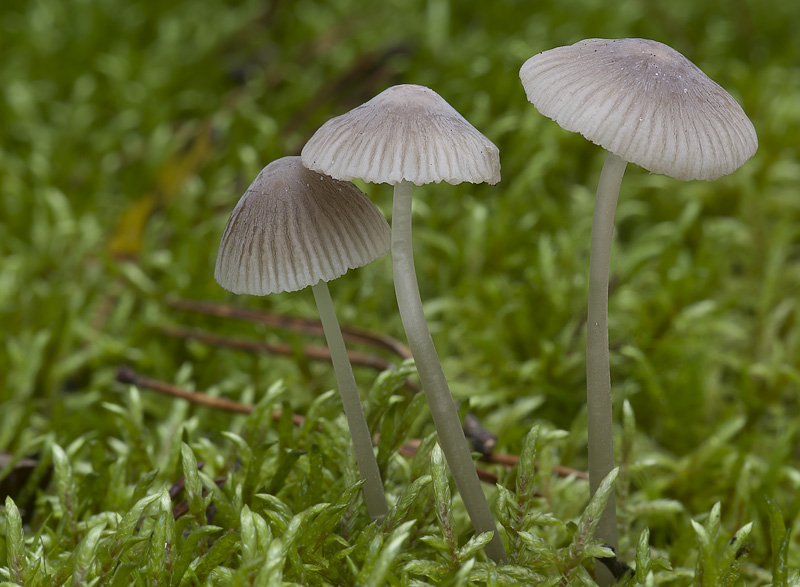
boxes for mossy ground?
[1,0,799,584]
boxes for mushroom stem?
[311,280,388,522]
[587,151,626,560]
[391,181,507,563]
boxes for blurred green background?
[1,0,799,581]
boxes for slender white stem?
[391,181,507,563]
[311,280,388,522]
[587,151,627,580]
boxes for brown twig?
[159,326,394,372]
[486,452,589,481]
[158,325,421,393]
[117,367,588,484]
[464,413,498,457]
[597,548,635,581]
[401,437,588,482]
[166,297,413,360]
[117,366,255,415]
[116,367,303,427]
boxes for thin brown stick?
[117,366,255,415]
[116,367,303,427]
[159,326,394,372]
[158,325,421,393]
[402,438,588,481]
[117,367,588,484]
[464,412,498,457]
[166,297,413,359]
[486,452,589,481]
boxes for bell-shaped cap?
[215,157,390,296]
[519,38,757,181]
[301,84,500,186]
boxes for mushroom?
[214,156,391,521]
[301,84,507,562]
[520,38,757,556]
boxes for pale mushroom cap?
[519,38,758,181]
[301,84,501,186]
[215,157,390,296]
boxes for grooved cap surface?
[519,38,757,180]
[301,84,501,186]
[215,157,390,295]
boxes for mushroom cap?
[519,38,757,181]
[214,156,390,296]
[301,84,501,186]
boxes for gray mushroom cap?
[214,156,390,296]
[519,38,758,181]
[301,84,501,186]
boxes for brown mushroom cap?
[214,157,390,295]
[301,84,501,186]
[519,38,758,181]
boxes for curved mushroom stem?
[311,280,388,522]
[391,181,507,563]
[587,151,627,574]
